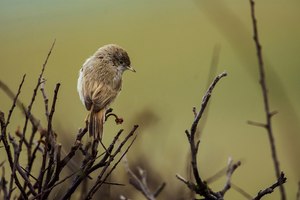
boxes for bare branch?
[177,72,227,199]
[175,174,198,192]
[0,74,28,199]
[40,78,49,119]
[85,125,139,199]
[218,158,241,196]
[0,166,8,199]
[247,121,266,128]
[248,1,286,199]
[252,172,286,200]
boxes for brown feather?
[89,109,105,140]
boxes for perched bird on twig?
[77,44,135,147]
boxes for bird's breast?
[113,71,122,91]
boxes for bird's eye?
[120,60,124,65]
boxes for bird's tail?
[89,109,105,141]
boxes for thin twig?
[252,172,286,200]
[19,39,56,157]
[60,126,133,200]
[1,74,28,200]
[218,158,241,196]
[153,182,166,198]
[247,120,266,128]
[40,78,49,119]
[190,72,228,185]
[1,166,8,199]
[248,1,286,199]
[48,83,61,135]
[38,83,60,199]
[37,83,60,197]
[90,135,138,196]
[85,125,139,199]
[10,40,56,200]
[38,125,88,199]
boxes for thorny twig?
[248,1,286,199]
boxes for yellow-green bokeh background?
[1,0,300,199]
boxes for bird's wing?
[91,83,118,112]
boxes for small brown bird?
[77,44,135,142]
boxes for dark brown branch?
[1,74,28,200]
[190,71,228,137]
[60,124,88,167]
[9,40,56,200]
[0,111,5,133]
[0,166,8,199]
[19,39,56,155]
[85,125,139,199]
[91,135,138,194]
[0,78,42,151]
[248,1,286,199]
[40,78,49,119]
[42,83,61,192]
[253,172,286,200]
[177,72,227,199]
[37,83,60,198]
[38,126,88,199]
[190,72,227,184]
[47,83,61,133]
[60,126,138,200]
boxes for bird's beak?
[127,66,136,72]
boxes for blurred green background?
[1,0,299,199]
